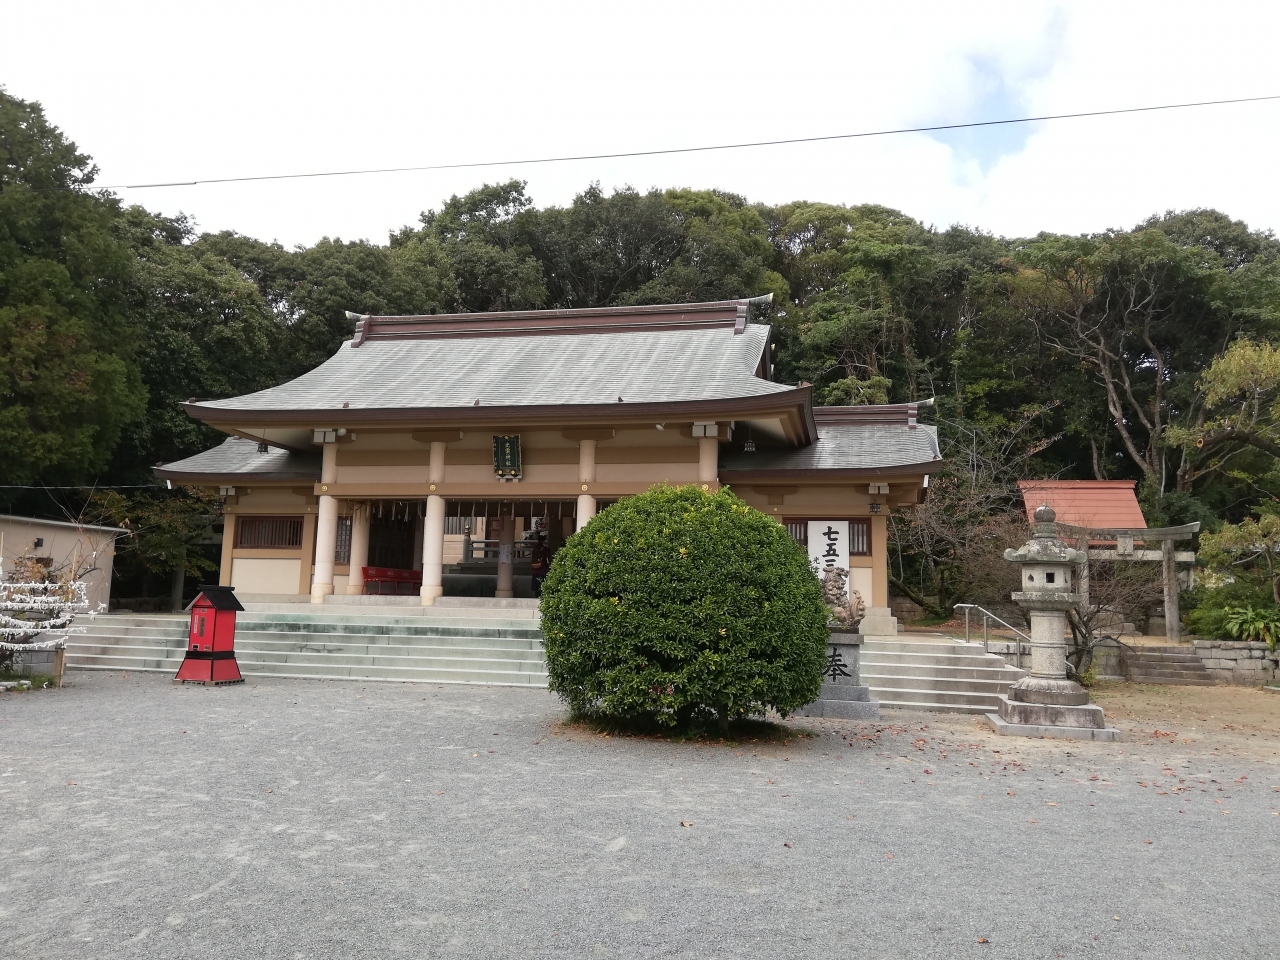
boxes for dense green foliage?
[1222,605,1280,650]
[0,92,142,482]
[1183,580,1274,640]
[540,486,829,727]
[6,89,1280,614]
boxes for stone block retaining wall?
[1192,640,1278,685]
[2,648,56,677]
[977,636,1278,685]
[984,639,1123,680]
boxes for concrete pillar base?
[310,584,334,604]
[859,607,899,637]
[986,707,1121,742]
[1007,675,1091,706]
[419,584,443,606]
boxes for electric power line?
[104,93,1280,191]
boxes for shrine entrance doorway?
[442,499,585,599]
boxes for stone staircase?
[68,610,1023,711]
[66,607,547,686]
[1121,645,1217,686]
[861,636,1027,714]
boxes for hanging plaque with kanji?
[493,435,522,479]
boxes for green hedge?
[540,485,828,728]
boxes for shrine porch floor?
[2,672,1277,959]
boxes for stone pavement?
[1,672,1277,959]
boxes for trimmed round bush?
[540,485,829,728]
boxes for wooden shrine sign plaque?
[493,435,522,479]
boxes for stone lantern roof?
[1004,504,1088,566]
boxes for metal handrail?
[953,603,1031,669]
[461,538,538,562]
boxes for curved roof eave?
[186,388,818,445]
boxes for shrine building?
[156,297,940,623]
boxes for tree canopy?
[6,90,1280,613]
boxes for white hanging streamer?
[0,560,102,653]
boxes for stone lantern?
[986,504,1119,741]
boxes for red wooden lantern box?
[174,585,245,685]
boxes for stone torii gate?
[1055,521,1200,643]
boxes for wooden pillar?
[298,512,317,595]
[346,503,370,594]
[219,513,235,587]
[421,442,448,605]
[495,512,515,598]
[577,439,597,532]
[698,436,718,484]
[311,442,339,603]
[870,513,889,608]
[421,497,446,604]
[1162,538,1180,643]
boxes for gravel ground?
[2,672,1277,959]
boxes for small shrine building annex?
[157,297,941,622]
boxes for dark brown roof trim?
[152,468,320,484]
[349,295,773,346]
[719,460,942,482]
[814,401,935,428]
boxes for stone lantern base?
[985,678,1121,742]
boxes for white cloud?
[4,0,1277,246]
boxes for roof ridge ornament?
[734,293,773,334]
[346,311,372,347]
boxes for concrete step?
[1125,663,1211,675]
[862,668,1020,685]
[1124,672,1219,686]
[239,627,541,642]
[78,615,541,639]
[875,699,994,715]
[866,684,1006,707]
[67,610,551,687]
[69,657,547,686]
[233,624,541,641]
[861,639,982,654]
[861,673,1020,694]
[70,638,544,665]
[1121,645,1215,686]
[860,634,1024,713]
[861,651,1020,671]
[71,632,544,659]
[240,647,545,670]
[250,600,541,621]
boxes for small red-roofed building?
[1017,480,1146,540]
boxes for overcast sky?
[6,1,1279,248]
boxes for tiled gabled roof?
[193,300,788,415]
[1017,480,1146,529]
[156,438,321,483]
[721,404,942,478]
